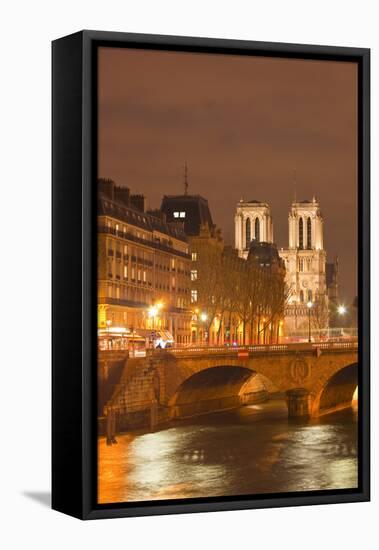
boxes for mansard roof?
[160,194,215,237]
[98,193,188,243]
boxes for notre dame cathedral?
[234,196,337,335]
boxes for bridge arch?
[168,365,279,419]
[312,362,358,416]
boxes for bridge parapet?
[148,340,358,359]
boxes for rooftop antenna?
[184,161,189,195]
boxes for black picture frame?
[52,30,370,520]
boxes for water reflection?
[98,400,358,504]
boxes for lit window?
[191,252,197,262]
[143,271,146,282]
[173,212,179,218]
[108,285,112,298]
[191,290,198,303]
[179,211,186,218]
[124,265,128,278]
[137,269,141,281]
[190,270,198,281]
[115,224,119,232]
[131,267,135,280]
[124,245,128,255]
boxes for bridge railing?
[147,340,358,357]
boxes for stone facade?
[279,198,328,334]
[98,179,192,345]
[234,196,330,336]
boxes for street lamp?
[148,305,158,319]
[337,305,346,315]
[200,312,207,345]
[306,301,313,343]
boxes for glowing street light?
[306,301,313,343]
[200,312,208,345]
[338,305,347,315]
[148,306,158,318]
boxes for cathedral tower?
[234,199,273,259]
[279,197,328,334]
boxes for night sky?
[98,47,358,303]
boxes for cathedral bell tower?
[234,199,273,259]
[288,196,324,250]
[279,196,328,335]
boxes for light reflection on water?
[98,400,358,504]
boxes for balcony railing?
[99,225,190,260]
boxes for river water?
[98,399,358,504]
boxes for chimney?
[114,186,130,207]
[98,178,115,200]
[130,194,146,213]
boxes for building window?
[191,252,197,261]
[190,270,198,281]
[108,285,112,298]
[124,245,128,255]
[137,269,141,281]
[245,218,251,248]
[308,289,312,302]
[143,270,146,282]
[307,217,312,249]
[191,290,198,303]
[299,258,304,272]
[300,290,304,302]
[131,267,135,280]
[123,265,128,279]
[174,211,186,218]
[299,218,304,249]
[255,217,260,242]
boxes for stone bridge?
[99,341,358,431]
